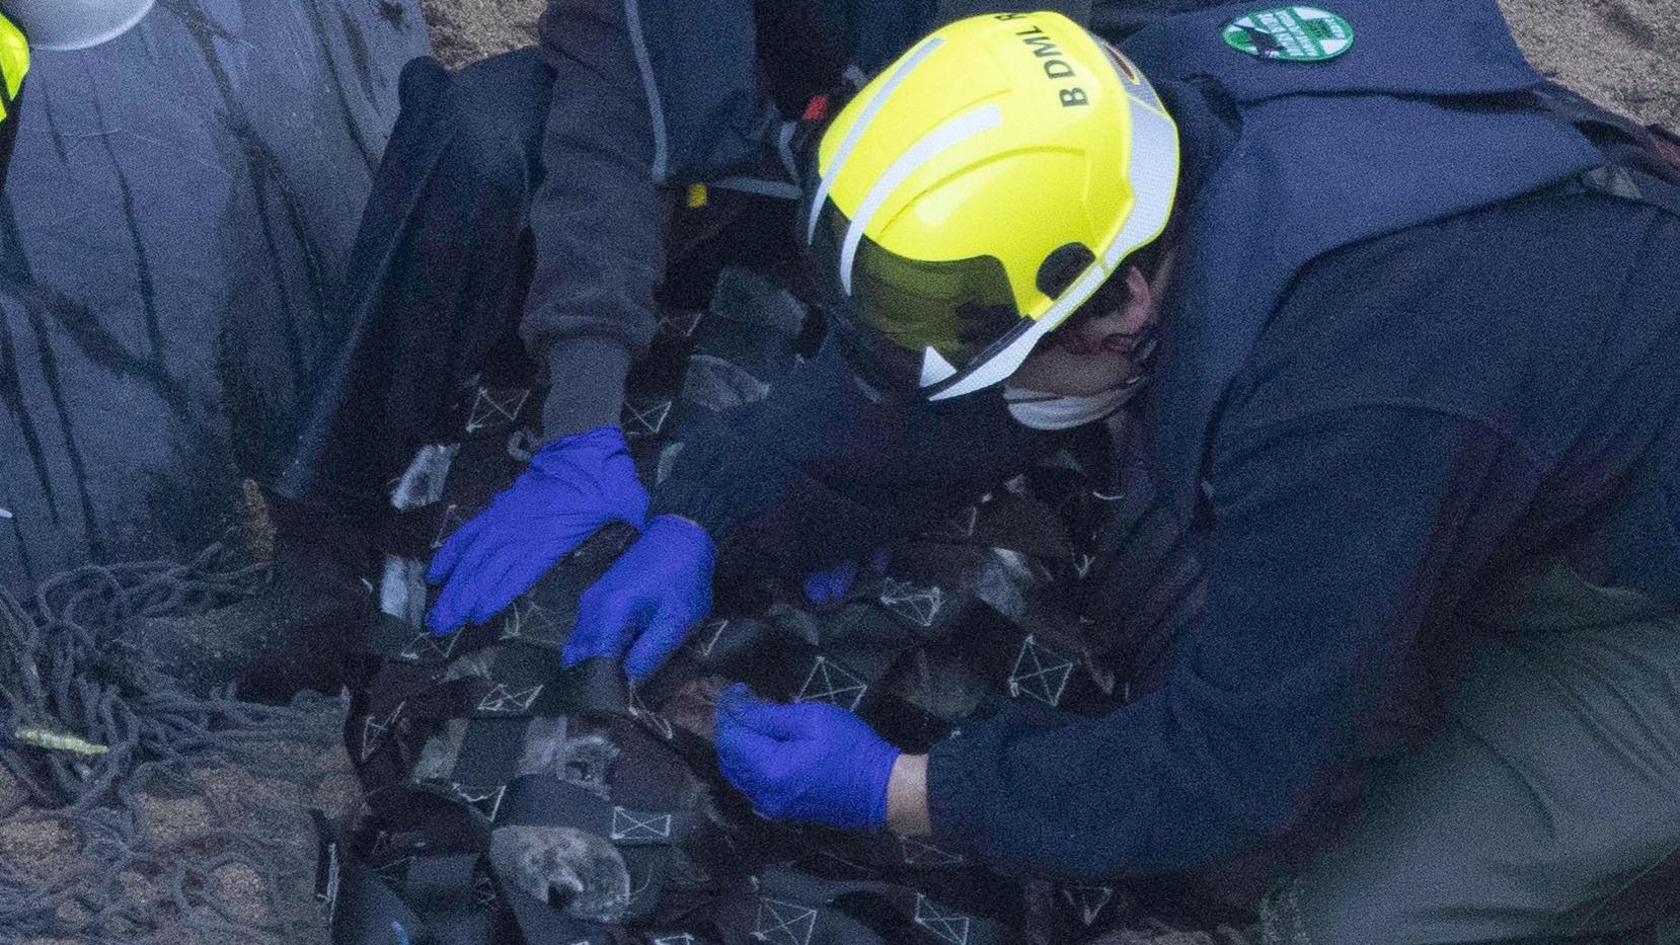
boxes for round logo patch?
[1222,7,1354,62]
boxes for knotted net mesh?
[0,543,353,945]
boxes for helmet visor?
[809,201,1028,394]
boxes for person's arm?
[566,339,1070,676]
[651,341,1069,571]
[923,403,1546,877]
[526,0,770,439]
[427,0,773,632]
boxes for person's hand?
[562,514,715,681]
[714,683,900,830]
[802,549,891,607]
[427,425,648,634]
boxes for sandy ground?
[419,0,1680,128]
[1506,0,1680,129]
[3,717,361,945]
[417,0,544,74]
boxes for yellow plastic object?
[686,182,709,209]
[808,12,1180,397]
[14,726,110,757]
[0,13,27,120]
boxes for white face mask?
[1003,380,1144,430]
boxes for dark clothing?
[664,194,1680,879]
[652,342,1063,573]
[271,0,1680,927]
[523,0,1178,439]
[527,0,770,438]
[931,195,1680,876]
[273,51,559,515]
[275,0,917,513]
[271,0,1198,510]
[1261,567,1680,945]
[277,0,794,514]
[648,0,1680,882]
[1122,0,1602,514]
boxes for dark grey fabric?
[526,0,770,440]
[273,50,556,518]
[0,0,426,591]
[1262,565,1680,945]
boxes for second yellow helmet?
[0,12,28,189]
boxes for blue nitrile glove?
[427,425,648,634]
[802,549,892,607]
[803,560,859,607]
[563,514,715,681]
[714,683,900,830]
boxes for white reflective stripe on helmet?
[840,102,1003,295]
[1103,97,1179,269]
[804,35,944,245]
[918,346,958,386]
[929,88,1179,400]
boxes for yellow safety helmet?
[803,11,1179,400]
[0,12,28,189]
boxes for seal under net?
[321,264,1201,945]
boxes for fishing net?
[310,261,1265,945]
[0,542,356,945]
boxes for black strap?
[718,864,1021,945]
[316,810,494,945]
[945,594,1121,718]
[662,609,954,751]
[498,774,692,923]
[340,655,721,940]
[500,775,694,847]
[499,888,616,945]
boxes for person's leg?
[1263,566,1680,945]
[271,47,554,522]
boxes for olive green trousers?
[1261,567,1680,945]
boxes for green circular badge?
[1222,7,1354,62]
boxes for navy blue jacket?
[544,0,1680,878]
[659,196,1680,880]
